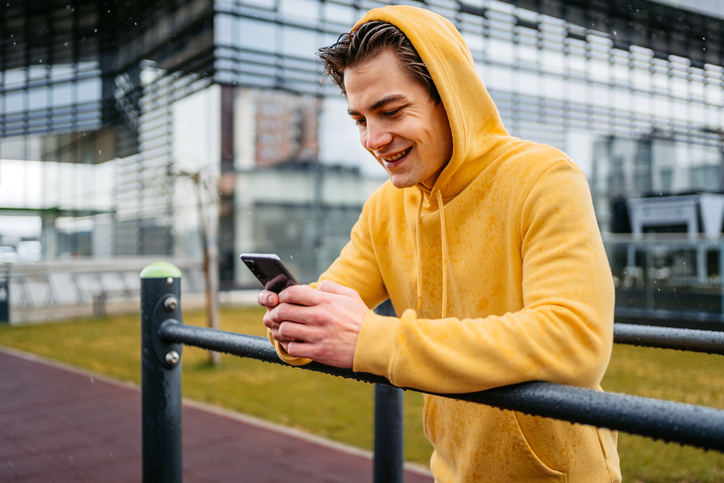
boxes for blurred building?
[1,0,724,289]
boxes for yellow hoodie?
[270,5,621,482]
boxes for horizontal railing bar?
[614,323,724,355]
[159,321,724,453]
[158,320,392,384]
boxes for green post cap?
[140,261,183,279]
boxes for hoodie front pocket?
[510,411,567,481]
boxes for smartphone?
[240,253,299,293]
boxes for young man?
[259,5,621,481]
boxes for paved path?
[0,349,433,483]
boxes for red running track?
[0,349,433,483]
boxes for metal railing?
[140,262,724,482]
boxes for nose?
[364,121,392,152]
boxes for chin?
[388,177,416,189]
[386,168,417,188]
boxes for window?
[517,70,538,97]
[612,88,629,112]
[215,14,234,46]
[28,65,47,80]
[28,87,49,111]
[485,65,512,92]
[542,74,564,101]
[652,95,669,118]
[323,3,355,25]
[568,80,586,106]
[462,30,484,54]
[4,68,25,87]
[487,38,513,64]
[52,83,73,107]
[279,0,319,22]
[51,64,74,81]
[76,78,101,104]
[240,0,275,9]
[239,18,276,53]
[281,25,317,59]
[5,90,25,114]
[691,165,719,190]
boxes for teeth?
[382,147,411,162]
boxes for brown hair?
[317,21,441,104]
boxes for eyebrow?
[347,94,407,117]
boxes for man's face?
[344,49,453,189]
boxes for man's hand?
[257,289,287,346]
[258,280,369,368]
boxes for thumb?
[257,290,279,308]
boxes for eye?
[354,117,366,126]
[384,107,402,117]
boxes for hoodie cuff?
[267,329,312,366]
[353,309,399,379]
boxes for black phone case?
[240,254,298,293]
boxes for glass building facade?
[1,0,724,290]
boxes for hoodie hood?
[354,6,513,316]
[353,5,510,200]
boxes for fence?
[141,262,724,482]
[5,257,205,324]
[605,235,724,324]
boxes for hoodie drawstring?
[416,193,424,311]
[436,190,448,318]
[415,190,449,318]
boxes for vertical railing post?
[374,385,404,483]
[141,261,184,483]
[720,241,724,317]
[0,264,9,323]
[373,299,404,483]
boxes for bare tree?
[176,169,220,366]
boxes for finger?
[257,290,279,308]
[264,308,290,332]
[271,325,296,343]
[270,301,332,329]
[263,313,280,330]
[279,339,310,353]
[285,341,307,359]
[277,284,322,306]
[286,338,322,359]
[315,279,358,297]
[264,311,296,343]
[278,321,314,342]
[266,301,304,326]
[266,303,319,340]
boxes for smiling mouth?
[380,147,412,163]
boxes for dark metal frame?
[142,265,724,482]
[141,268,184,482]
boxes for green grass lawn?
[2,308,724,481]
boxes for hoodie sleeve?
[268,191,389,365]
[353,161,615,393]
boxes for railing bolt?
[165,351,180,366]
[166,277,173,285]
[164,297,178,311]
